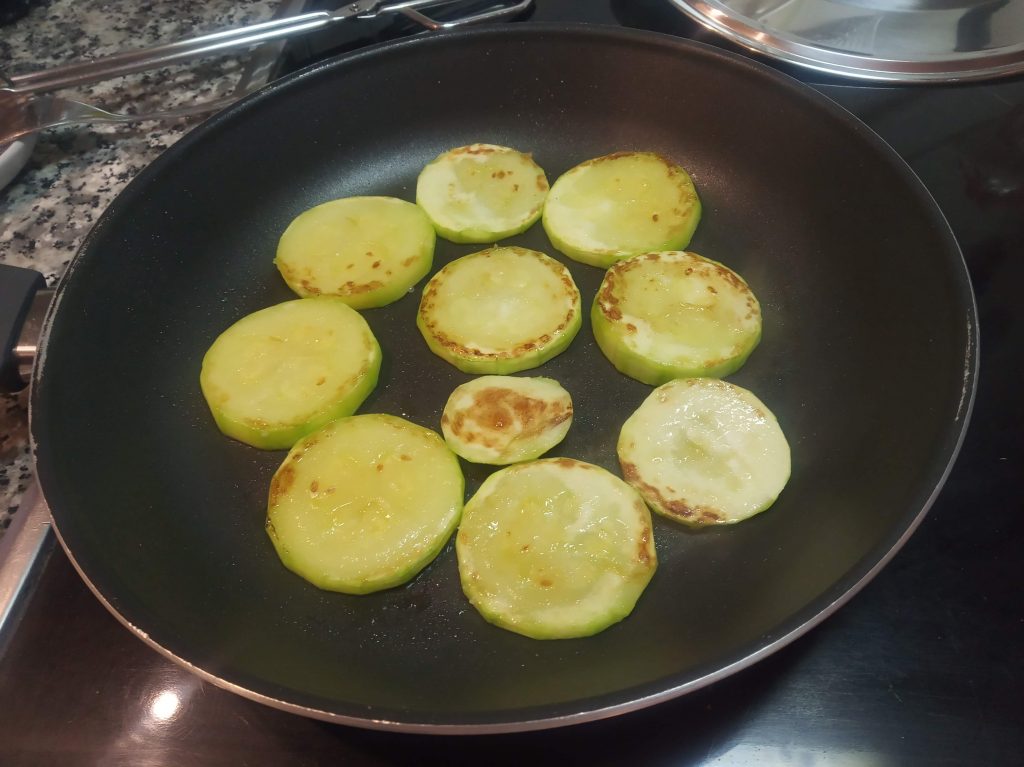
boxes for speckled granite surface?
[0,0,283,538]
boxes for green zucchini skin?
[267,414,464,594]
[591,251,762,386]
[416,144,549,243]
[416,246,582,375]
[542,152,701,268]
[440,375,573,464]
[275,196,435,309]
[456,458,656,639]
[618,378,791,527]
[199,297,381,450]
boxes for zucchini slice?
[416,144,549,243]
[417,246,582,374]
[457,458,656,639]
[199,297,381,450]
[267,414,464,594]
[618,378,791,526]
[592,251,762,386]
[441,375,573,465]
[275,196,435,309]
[542,152,701,268]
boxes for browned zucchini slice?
[417,246,582,374]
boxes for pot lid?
[668,0,1024,82]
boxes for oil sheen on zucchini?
[416,144,549,243]
[618,378,791,526]
[267,414,464,594]
[542,152,701,268]
[592,251,762,385]
[417,246,582,374]
[275,196,435,309]
[199,297,381,450]
[441,375,573,464]
[457,458,657,639]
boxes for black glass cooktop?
[1,1,1022,764]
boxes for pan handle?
[0,263,51,393]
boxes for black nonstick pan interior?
[31,25,976,732]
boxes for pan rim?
[30,22,979,733]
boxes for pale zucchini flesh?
[441,375,573,465]
[416,144,549,243]
[542,152,701,268]
[267,414,464,594]
[275,196,435,309]
[618,378,791,526]
[457,458,656,639]
[199,297,381,450]
[417,246,582,374]
[592,251,762,386]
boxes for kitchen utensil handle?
[2,0,532,96]
[2,5,364,95]
[0,263,48,393]
[387,0,533,30]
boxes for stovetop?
[1,1,1022,763]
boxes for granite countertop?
[0,0,284,538]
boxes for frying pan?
[26,24,976,732]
